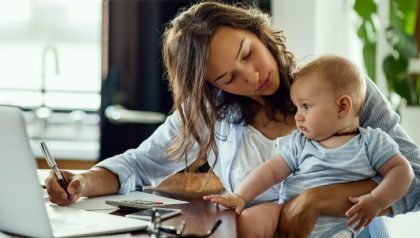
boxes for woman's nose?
[242,67,259,84]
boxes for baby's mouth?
[299,126,309,132]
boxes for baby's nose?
[295,113,304,121]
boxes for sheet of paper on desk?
[0,231,11,238]
[69,191,188,211]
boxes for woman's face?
[205,26,280,105]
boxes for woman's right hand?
[278,189,320,238]
[278,180,380,237]
[45,170,86,205]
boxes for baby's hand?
[203,193,246,214]
[345,194,382,231]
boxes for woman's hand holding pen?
[45,168,120,205]
[45,170,85,205]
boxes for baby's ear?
[337,95,352,117]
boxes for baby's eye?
[303,104,310,110]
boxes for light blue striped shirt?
[276,127,400,237]
[96,77,420,237]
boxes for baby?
[204,55,414,237]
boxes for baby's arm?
[203,156,291,214]
[345,154,414,230]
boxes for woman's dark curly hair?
[162,1,296,171]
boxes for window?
[0,0,102,161]
[0,0,101,111]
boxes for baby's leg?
[237,202,283,238]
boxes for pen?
[40,141,72,201]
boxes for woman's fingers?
[67,178,81,195]
[45,170,76,205]
[45,175,68,204]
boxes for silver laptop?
[0,106,148,237]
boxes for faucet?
[35,45,60,138]
[40,44,60,106]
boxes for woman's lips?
[256,73,270,91]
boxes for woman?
[46,2,420,237]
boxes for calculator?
[105,199,165,210]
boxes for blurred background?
[0,0,419,160]
[2,0,418,163]
[0,0,419,236]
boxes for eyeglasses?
[147,208,222,238]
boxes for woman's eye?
[243,49,252,60]
[225,74,235,85]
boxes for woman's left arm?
[361,76,420,215]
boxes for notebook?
[0,105,149,237]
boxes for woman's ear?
[337,95,352,117]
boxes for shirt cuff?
[94,157,136,195]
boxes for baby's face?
[291,74,340,141]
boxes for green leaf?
[394,78,416,105]
[354,0,377,20]
[356,0,419,104]
[398,0,418,34]
[363,42,376,81]
[357,24,368,42]
[386,25,417,57]
[383,54,415,104]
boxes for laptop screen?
[0,106,53,237]
[0,106,148,237]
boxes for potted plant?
[354,0,420,145]
[383,0,420,145]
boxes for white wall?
[271,0,363,69]
[271,0,316,60]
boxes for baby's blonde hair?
[294,55,366,115]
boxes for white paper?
[0,232,11,238]
[46,204,148,237]
[69,191,188,211]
